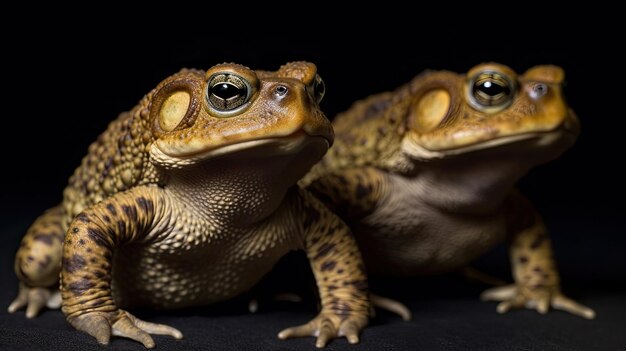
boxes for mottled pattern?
[11,62,371,348]
[304,63,594,319]
[14,206,65,288]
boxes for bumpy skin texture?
[10,62,370,348]
[303,63,595,319]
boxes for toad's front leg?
[278,189,370,348]
[61,186,182,348]
[481,193,595,319]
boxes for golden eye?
[159,91,191,132]
[468,71,516,111]
[206,73,252,114]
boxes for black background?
[1,18,624,350]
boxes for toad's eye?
[206,73,252,113]
[468,72,515,111]
[313,74,325,103]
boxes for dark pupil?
[211,83,241,100]
[477,79,509,97]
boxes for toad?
[304,63,594,319]
[9,62,370,348]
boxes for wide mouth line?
[424,123,578,153]
[405,127,577,161]
[156,131,329,161]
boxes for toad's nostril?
[529,83,548,100]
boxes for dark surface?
[1,220,625,351]
[1,18,625,351]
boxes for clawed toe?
[70,309,182,348]
[279,312,367,348]
[482,284,596,319]
[7,284,60,318]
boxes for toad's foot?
[69,309,183,348]
[278,311,368,348]
[481,284,595,319]
[8,283,61,318]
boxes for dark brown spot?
[76,213,90,223]
[94,270,106,279]
[377,126,386,135]
[90,258,97,264]
[27,255,35,262]
[86,248,93,253]
[63,254,87,273]
[136,197,154,213]
[530,234,547,249]
[349,279,368,292]
[320,260,337,272]
[33,234,55,245]
[326,285,337,291]
[50,220,63,230]
[78,239,86,245]
[37,255,52,271]
[122,205,137,222]
[518,256,528,264]
[355,184,370,199]
[330,302,352,320]
[103,215,111,223]
[106,204,117,216]
[68,278,95,295]
[72,227,79,233]
[90,299,105,307]
[116,220,125,236]
[337,176,349,185]
[325,224,342,236]
[337,269,344,274]
[103,251,112,260]
[313,243,335,260]
[87,228,109,247]
[532,266,543,273]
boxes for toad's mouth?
[404,128,578,161]
[150,131,330,168]
[404,107,580,161]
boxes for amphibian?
[304,63,594,319]
[9,62,370,348]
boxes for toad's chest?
[353,176,507,275]
[111,225,295,309]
